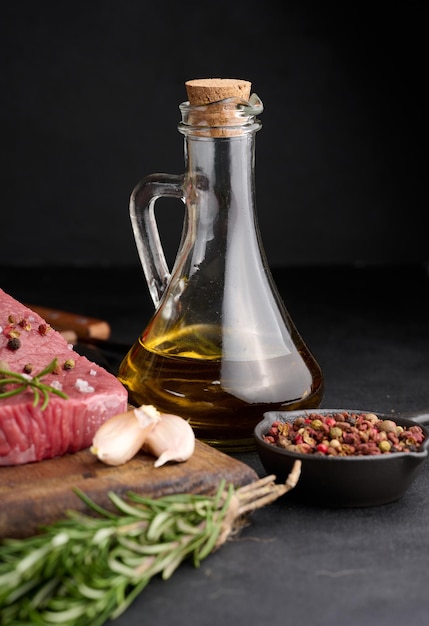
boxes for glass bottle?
[118,78,323,452]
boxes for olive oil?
[118,325,323,452]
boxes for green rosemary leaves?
[0,358,69,410]
[0,466,300,626]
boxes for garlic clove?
[143,413,195,467]
[91,405,161,466]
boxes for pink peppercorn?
[263,411,426,457]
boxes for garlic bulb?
[143,413,195,467]
[91,405,161,465]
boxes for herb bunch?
[0,464,300,626]
[0,358,68,410]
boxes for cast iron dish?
[254,409,429,508]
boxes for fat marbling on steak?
[0,288,128,466]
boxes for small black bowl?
[254,409,429,508]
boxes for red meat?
[0,288,128,465]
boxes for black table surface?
[1,264,429,626]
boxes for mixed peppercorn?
[263,411,425,456]
[1,313,75,374]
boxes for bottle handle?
[130,173,184,307]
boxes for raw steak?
[0,288,128,466]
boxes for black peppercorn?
[7,337,21,351]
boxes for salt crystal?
[89,369,97,376]
[74,378,95,393]
[50,380,63,391]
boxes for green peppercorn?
[379,440,392,453]
[329,426,343,440]
[311,419,323,430]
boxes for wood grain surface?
[0,441,258,538]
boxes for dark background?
[0,1,426,270]
[1,9,429,624]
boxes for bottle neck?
[181,130,259,266]
[184,131,256,205]
[178,93,263,138]
[177,94,263,230]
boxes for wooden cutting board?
[0,441,258,539]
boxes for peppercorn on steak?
[0,288,128,466]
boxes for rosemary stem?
[0,463,301,626]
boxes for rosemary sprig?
[0,358,69,410]
[0,462,301,626]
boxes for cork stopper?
[183,78,253,136]
[185,78,252,105]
